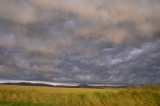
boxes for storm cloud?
[0,0,160,85]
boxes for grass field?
[0,85,160,106]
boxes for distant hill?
[0,82,127,88]
[1,82,54,87]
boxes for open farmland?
[0,85,160,106]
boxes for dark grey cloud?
[54,39,160,85]
[0,0,160,85]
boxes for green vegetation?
[0,85,160,106]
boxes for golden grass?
[0,85,160,106]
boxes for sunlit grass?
[0,85,160,106]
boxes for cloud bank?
[0,0,160,85]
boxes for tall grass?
[0,85,160,106]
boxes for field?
[0,85,160,106]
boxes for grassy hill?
[0,85,160,106]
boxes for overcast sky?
[0,0,160,85]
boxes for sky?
[0,0,160,85]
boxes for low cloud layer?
[0,0,160,85]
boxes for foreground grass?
[0,85,160,106]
